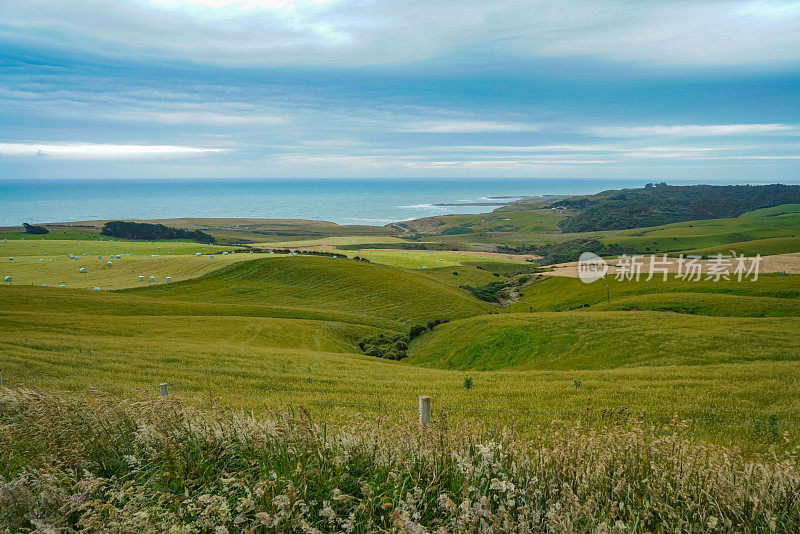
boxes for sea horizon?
[3,177,798,228]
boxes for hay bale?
[3,276,11,282]
[149,276,155,282]
[166,276,172,282]
[107,262,112,267]
[79,267,87,273]
[138,275,144,281]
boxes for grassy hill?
[398,210,564,235]
[604,204,800,255]
[504,273,800,315]
[406,312,800,371]
[123,256,492,326]
[555,183,800,232]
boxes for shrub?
[462,375,473,390]
[101,221,215,244]
[22,223,49,234]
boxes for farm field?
[250,235,411,247]
[3,195,800,531]
[335,248,535,269]
[1,253,798,443]
[602,204,800,255]
[22,217,398,244]
[504,273,800,313]
[0,238,273,289]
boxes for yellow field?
[337,249,532,268]
[251,235,411,247]
[0,238,284,289]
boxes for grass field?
[4,390,798,532]
[123,256,492,326]
[2,254,799,444]
[0,237,283,289]
[602,204,800,255]
[505,273,800,314]
[406,311,800,370]
[251,235,412,247]
[336,248,533,269]
[399,209,564,235]
[0,251,279,290]
[3,202,800,532]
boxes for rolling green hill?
[555,184,800,232]
[123,256,492,326]
[492,204,800,262]
[406,312,800,371]
[505,273,800,315]
[604,204,800,255]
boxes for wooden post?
[0,369,3,387]
[160,383,169,396]
[419,395,431,426]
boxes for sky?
[1,0,800,180]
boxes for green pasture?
[0,237,239,258]
[337,248,531,269]
[123,256,491,326]
[251,235,411,247]
[1,286,799,436]
[505,273,800,314]
[406,311,800,371]
[0,237,273,289]
[603,204,800,255]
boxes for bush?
[459,281,511,303]
[101,221,215,243]
[361,320,451,360]
[462,375,473,390]
[22,223,48,234]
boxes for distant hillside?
[555,183,800,232]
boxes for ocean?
[0,178,793,227]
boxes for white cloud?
[115,110,288,126]
[400,121,541,133]
[8,0,800,67]
[0,143,229,159]
[589,124,794,137]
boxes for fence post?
[0,369,3,387]
[160,383,169,397]
[419,395,431,428]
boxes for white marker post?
[160,383,169,397]
[419,395,431,432]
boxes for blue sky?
[1,0,800,180]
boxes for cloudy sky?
[1,0,800,180]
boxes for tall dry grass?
[1,388,798,533]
